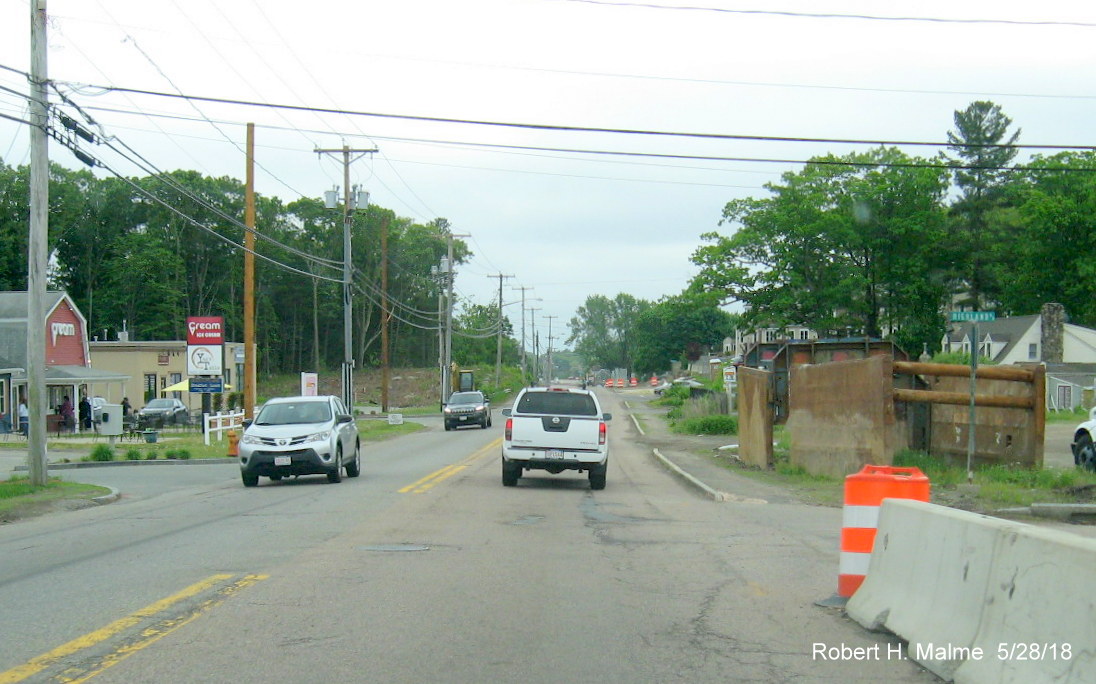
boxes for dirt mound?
[313,368,442,409]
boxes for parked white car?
[1071,407,1096,470]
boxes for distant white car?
[1071,407,1096,470]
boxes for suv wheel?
[242,472,259,487]
[345,443,361,478]
[327,449,343,483]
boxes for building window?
[157,353,169,366]
[1028,343,1038,360]
[799,329,810,340]
[1058,385,1073,410]
[170,372,182,400]
[143,374,157,404]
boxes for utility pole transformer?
[314,144,375,411]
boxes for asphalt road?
[0,398,935,684]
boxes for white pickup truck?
[500,386,613,489]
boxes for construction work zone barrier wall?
[787,355,907,479]
[893,361,1045,469]
[847,499,1095,683]
[736,366,774,469]
[786,356,1045,478]
[837,465,929,598]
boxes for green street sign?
[949,311,996,322]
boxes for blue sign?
[189,378,224,393]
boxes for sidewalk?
[618,390,798,505]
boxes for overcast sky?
[1,0,1094,349]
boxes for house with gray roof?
[941,303,1096,410]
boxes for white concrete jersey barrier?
[847,499,1095,683]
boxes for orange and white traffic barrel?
[838,465,929,598]
[629,377,637,387]
[649,376,658,386]
[604,378,613,388]
[615,378,624,388]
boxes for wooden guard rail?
[892,361,1039,409]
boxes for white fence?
[203,409,245,446]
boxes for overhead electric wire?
[77,149,345,284]
[52,93,346,271]
[48,78,1095,152]
[549,0,1096,28]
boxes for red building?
[0,291,128,433]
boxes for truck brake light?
[505,418,513,441]
[599,421,607,445]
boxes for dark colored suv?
[443,391,491,430]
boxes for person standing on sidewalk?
[18,397,28,435]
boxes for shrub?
[125,448,142,461]
[165,449,191,460]
[653,384,690,407]
[145,451,158,460]
[90,444,114,462]
[674,414,738,435]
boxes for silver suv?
[239,395,360,487]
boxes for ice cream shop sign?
[51,321,76,345]
[187,317,223,345]
[186,316,224,376]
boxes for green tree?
[997,151,1096,325]
[945,101,1022,310]
[691,147,950,353]
[567,293,651,375]
[632,295,736,374]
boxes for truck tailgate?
[509,415,602,451]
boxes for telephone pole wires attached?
[27,0,49,485]
[314,144,376,411]
[511,286,533,383]
[490,273,513,387]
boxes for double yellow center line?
[0,573,267,684]
[398,437,501,494]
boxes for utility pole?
[511,286,533,384]
[544,315,558,386]
[243,123,256,419]
[314,144,375,411]
[380,216,390,412]
[27,0,48,485]
[440,231,470,400]
[490,273,513,387]
[528,307,541,385]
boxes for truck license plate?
[546,449,563,459]
[274,456,291,466]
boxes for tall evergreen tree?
[945,101,1022,310]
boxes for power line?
[50,77,1093,151]
[548,0,1096,28]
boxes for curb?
[652,447,731,502]
[15,458,238,471]
[91,486,121,505]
